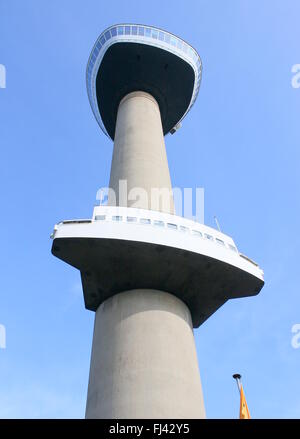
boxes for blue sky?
[0,0,300,418]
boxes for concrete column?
[108,91,175,214]
[86,91,205,419]
[86,290,206,419]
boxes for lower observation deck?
[51,206,264,327]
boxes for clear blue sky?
[0,0,299,418]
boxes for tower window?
[153,220,164,227]
[140,218,151,225]
[192,230,202,237]
[180,225,189,232]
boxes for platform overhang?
[51,207,264,328]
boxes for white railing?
[52,207,239,251]
[51,208,265,278]
[90,206,239,254]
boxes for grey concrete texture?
[85,290,206,419]
[86,90,206,419]
[108,91,175,214]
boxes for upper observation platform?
[86,24,202,139]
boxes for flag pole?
[233,373,251,419]
[232,373,242,395]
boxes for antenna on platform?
[214,216,221,232]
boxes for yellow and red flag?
[239,385,251,419]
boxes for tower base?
[85,289,206,419]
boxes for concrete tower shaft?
[86,290,206,418]
[108,91,175,214]
[85,91,205,419]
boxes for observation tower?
[51,24,264,418]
